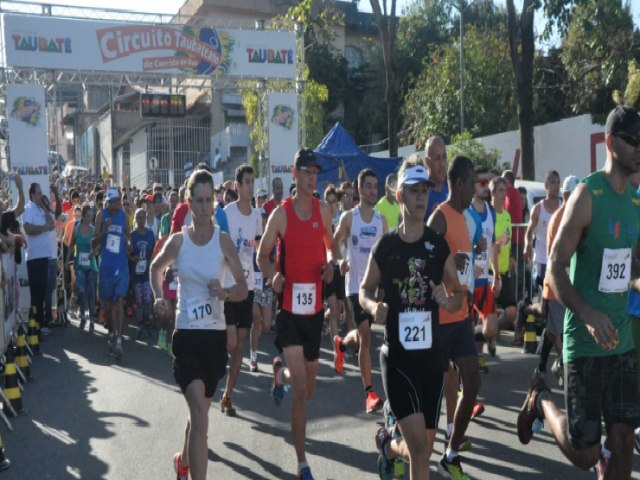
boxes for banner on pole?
[267,92,298,195]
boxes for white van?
[61,165,89,179]
[514,179,547,214]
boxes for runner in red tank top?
[257,148,339,480]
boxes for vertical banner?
[267,92,298,196]
[7,83,50,311]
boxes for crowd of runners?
[1,105,639,480]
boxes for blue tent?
[314,122,402,194]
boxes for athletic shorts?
[496,271,516,308]
[347,294,373,328]
[545,299,565,337]
[632,316,640,384]
[275,309,324,361]
[172,329,228,398]
[224,291,254,329]
[473,284,496,320]
[254,287,274,307]
[439,317,477,371]
[323,264,345,301]
[380,344,443,428]
[566,350,640,450]
[98,265,129,302]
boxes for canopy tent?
[314,123,402,194]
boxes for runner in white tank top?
[150,170,247,480]
[333,169,388,414]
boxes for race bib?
[476,249,488,269]
[254,271,263,291]
[456,251,472,286]
[106,233,120,254]
[399,311,432,351]
[598,248,631,293]
[135,260,147,275]
[78,252,91,267]
[292,283,316,315]
[186,296,216,325]
[241,260,251,280]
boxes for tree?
[615,59,640,109]
[506,0,536,180]
[448,131,503,173]
[560,0,638,120]
[402,26,517,145]
[369,0,402,156]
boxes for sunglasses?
[476,179,490,186]
[614,132,640,148]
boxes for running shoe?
[272,356,285,406]
[88,322,95,333]
[250,359,258,372]
[438,453,470,480]
[478,355,489,373]
[593,451,608,480]
[375,427,392,462]
[377,454,394,480]
[551,357,563,387]
[79,318,86,331]
[296,466,314,480]
[114,337,123,362]
[173,452,189,480]
[635,427,640,454]
[333,335,345,374]
[157,330,167,350]
[167,343,173,358]
[444,431,472,452]
[532,367,546,382]
[471,402,485,419]
[366,390,384,414]
[487,337,497,357]
[516,376,550,445]
[220,394,237,417]
[107,334,115,354]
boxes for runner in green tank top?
[516,106,640,480]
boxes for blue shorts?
[438,317,477,371]
[99,264,129,302]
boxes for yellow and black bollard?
[523,314,538,354]
[27,312,41,356]
[0,431,9,471]
[14,333,31,382]
[3,346,26,416]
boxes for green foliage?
[402,25,517,146]
[561,0,638,120]
[304,76,329,147]
[448,131,502,173]
[622,59,640,109]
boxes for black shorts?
[566,350,640,450]
[276,309,324,361]
[496,271,516,308]
[380,345,443,428]
[323,265,345,301]
[224,291,254,329]
[347,294,373,328]
[438,317,477,371]
[172,329,228,398]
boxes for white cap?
[398,165,435,187]
[106,187,120,201]
[562,175,580,193]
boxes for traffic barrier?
[523,314,537,354]
[3,346,26,416]
[0,432,10,471]
[14,333,31,381]
[27,309,41,356]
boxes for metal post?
[459,5,465,134]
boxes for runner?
[365,160,463,480]
[333,168,387,413]
[374,173,400,230]
[257,148,339,480]
[128,208,156,340]
[524,170,561,294]
[220,164,263,416]
[427,155,479,479]
[423,136,449,219]
[150,169,247,480]
[518,105,640,480]
[93,187,130,361]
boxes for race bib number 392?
[598,247,631,293]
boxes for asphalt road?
[2,315,639,480]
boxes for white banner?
[4,14,296,79]
[7,83,51,309]
[267,92,298,195]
